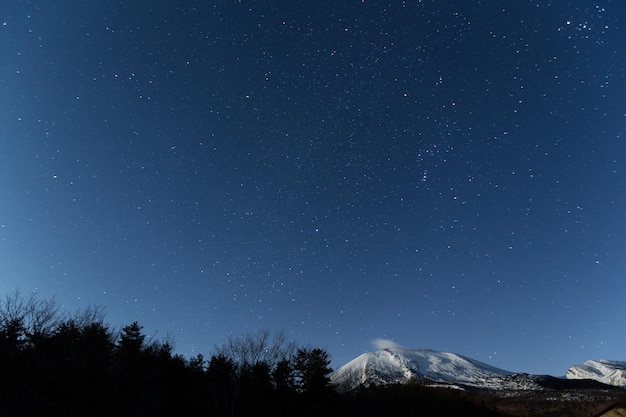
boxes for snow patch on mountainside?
[566,360,626,387]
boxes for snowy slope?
[330,348,540,392]
[566,360,626,387]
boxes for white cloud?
[373,338,403,350]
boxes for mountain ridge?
[331,347,626,393]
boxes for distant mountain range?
[330,347,626,393]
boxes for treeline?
[0,291,336,417]
[0,291,505,417]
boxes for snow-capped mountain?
[330,347,541,392]
[566,359,626,387]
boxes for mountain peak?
[330,347,529,392]
[566,359,626,387]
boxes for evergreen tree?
[294,347,333,395]
[273,358,295,391]
[118,321,145,354]
[207,353,238,417]
[293,347,337,416]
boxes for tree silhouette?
[0,290,60,350]
[294,347,333,395]
[207,353,238,417]
[273,358,295,391]
[293,347,336,417]
[216,329,295,369]
[118,321,146,354]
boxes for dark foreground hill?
[341,379,626,417]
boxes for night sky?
[2,1,625,376]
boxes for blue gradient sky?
[1,1,625,376]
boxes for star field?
[1,1,625,375]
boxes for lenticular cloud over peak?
[373,338,403,350]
